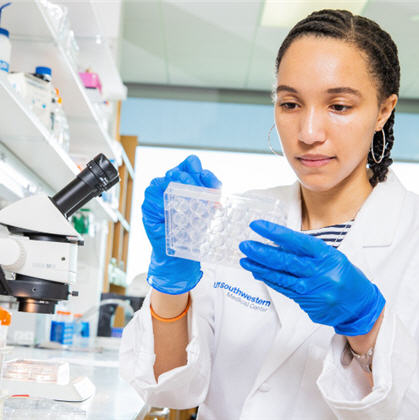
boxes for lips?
[298,154,334,160]
[297,155,335,168]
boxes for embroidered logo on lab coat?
[213,281,271,312]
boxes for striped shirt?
[303,220,354,248]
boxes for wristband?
[150,295,191,323]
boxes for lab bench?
[2,345,147,420]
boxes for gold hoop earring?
[267,124,282,157]
[370,129,386,164]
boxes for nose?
[298,107,326,145]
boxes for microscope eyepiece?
[51,154,120,218]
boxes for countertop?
[1,343,147,420]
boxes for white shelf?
[0,0,129,224]
[78,38,126,101]
[7,0,124,161]
[0,170,26,202]
[59,0,126,100]
[115,210,130,232]
[121,147,135,179]
[0,72,76,190]
[7,0,126,100]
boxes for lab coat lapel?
[337,169,406,284]
[249,170,406,395]
[250,181,322,395]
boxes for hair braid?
[275,9,400,187]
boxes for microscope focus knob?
[0,237,26,271]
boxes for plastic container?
[32,65,54,130]
[39,0,70,39]
[101,160,120,209]
[8,72,52,128]
[0,2,11,73]
[3,359,70,384]
[39,0,79,69]
[110,327,123,338]
[50,311,74,345]
[51,88,70,151]
[72,314,90,349]
[72,208,94,236]
[33,312,53,346]
[0,27,10,73]
[164,182,287,267]
[0,306,11,389]
[0,306,11,348]
[107,259,127,287]
[62,29,79,69]
[78,70,102,94]
[33,66,52,83]
[3,396,86,419]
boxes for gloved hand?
[239,220,385,336]
[142,155,222,295]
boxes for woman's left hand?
[239,220,385,336]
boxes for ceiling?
[119,0,419,99]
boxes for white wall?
[126,146,419,285]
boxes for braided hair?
[275,9,400,187]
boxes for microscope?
[0,154,120,314]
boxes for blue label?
[0,60,9,72]
[50,321,74,344]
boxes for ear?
[376,94,398,131]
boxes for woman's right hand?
[142,155,222,295]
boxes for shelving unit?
[0,72,118,222]
[0,0,132,318]
[103,134,137,293]
[7,0,127,163]
[0,0,129,224]
[0,72,75,190]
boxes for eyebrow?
[276,85,362,98]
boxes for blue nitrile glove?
[142,155,222,295]
[239,220,385,336]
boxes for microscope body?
[0,154,119,314]
[0,194,80,282]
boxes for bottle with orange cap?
[0,306,11,348]
[0,306,11,395]
[51,87,70,152]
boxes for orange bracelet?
[150,295,191,323]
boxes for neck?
[300,168,373,231]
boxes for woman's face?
[274,36,392,192]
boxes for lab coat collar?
[284,168,406,247]
[248,169,407,398]
[346,169,406,248]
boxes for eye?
[279,102,299,110]
[330,104,351,112]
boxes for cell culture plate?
[164,182,287,267]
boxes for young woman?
[120,9,419,419]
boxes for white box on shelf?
[8,72,52,129]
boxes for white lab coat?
[120,169,419,419]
